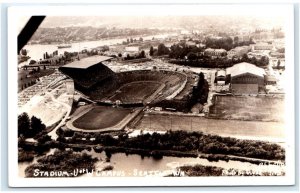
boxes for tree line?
[205,36,254,51]
[56,129,285,161]
[169,53,269,68]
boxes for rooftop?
[226,62,265,77]
[205,48,227,52]
[60,55,113,69]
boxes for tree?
[198,72,205,87]
[18,135,26,146]
[29,60,36,65]
[130,38,133,43]
[139,50,145,58]
[233,36,239,44]
[30,116,46,136]
[149,46,154,56]
[250,57,258,65]
[187,52,197,60]
[259,56,269,66]
[241,53,249,62]
[21,49,27,56]
[157,43,169,56]
[105,150,112,159]
[139,37,143,42]
[277,60,281,68]
[18,113,30,137]
[37,135,52,144]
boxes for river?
[22,33,176,62]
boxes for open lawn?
[73,106,131,130]
[109,81,161,103]
[208,95,285,122]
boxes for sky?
[18,15,285,35]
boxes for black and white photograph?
[7,4,295,187]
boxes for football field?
[109,81,161,103]
[73,106,131,130]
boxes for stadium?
[59,55,192,132]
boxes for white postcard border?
[8,4,295,187]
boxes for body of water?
[102,153,284,177]
[19,149,285,178]
[22,33,175,62]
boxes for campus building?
[227,46,251,59]
[251,43,274,51]
[204,48,227,58]
[226,62,265,95]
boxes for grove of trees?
[124,50,146,60]
[169,53,269,68]
[25,150,98,177]
[18,112,46,138]
[205,36,254,51]
[57,129,285,161]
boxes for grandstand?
[59,56,114,90]
[59,56,189,105]
[59,56,196,132]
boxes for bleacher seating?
[60,64,187,103]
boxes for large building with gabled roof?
[226,62,266,94]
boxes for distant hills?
[38,16,284,31]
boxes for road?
[47,91,72,140]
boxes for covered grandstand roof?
[61,55,113,69]
[226,62,265,77]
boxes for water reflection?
[19,148,285,177]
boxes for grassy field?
[134,114,285,142]
[109,81,161,103]
[73,106,131,130]
[208,95,285,122]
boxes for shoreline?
[26,32,174,46]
